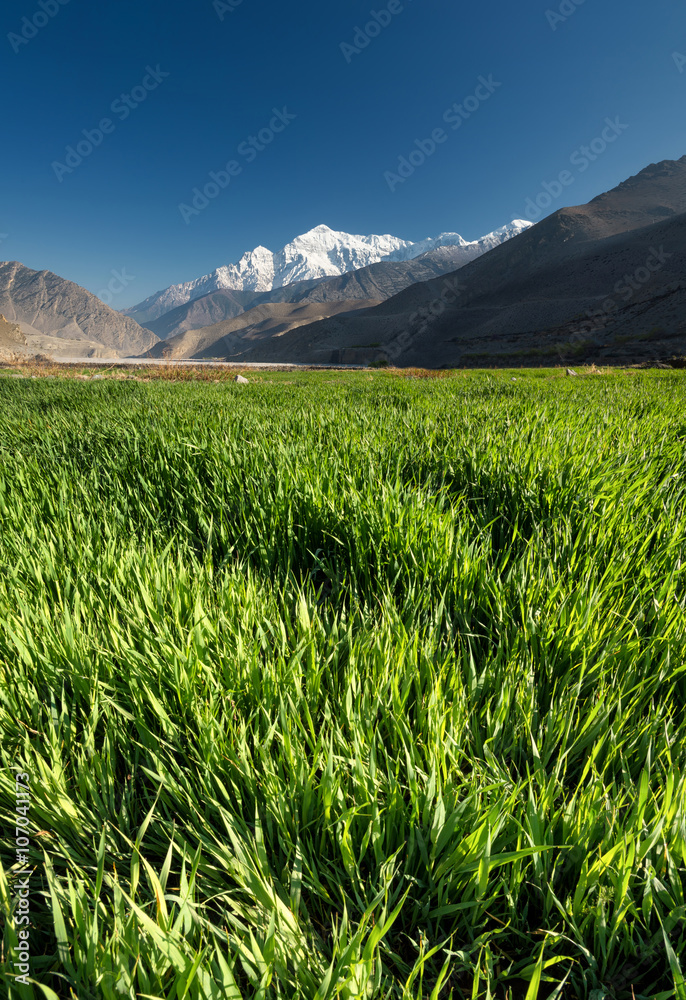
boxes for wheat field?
[0,369,684,1000]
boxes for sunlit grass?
[0,370,685,999]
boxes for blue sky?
[1,0,684,307]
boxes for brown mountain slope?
[141,245,481,343]
[0,262,158,357]
[282,245,494,305]
[142,288,268,340]
[143,300,380,360]
[232,157,686,367]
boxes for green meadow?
[0,369,684,999]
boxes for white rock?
[566,368,578,376]
[234,374,249,384]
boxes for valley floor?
[0,369,685,999]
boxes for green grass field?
[0,369,685,1000]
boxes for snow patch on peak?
[270,226,414,289]
[383,232,470,261]
[484,220,533,239]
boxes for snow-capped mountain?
[124,221,532,324]
[383,221,532,262]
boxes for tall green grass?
[0,370,684,999]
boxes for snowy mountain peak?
[123,220,532,323]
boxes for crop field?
[0,368,685,1000]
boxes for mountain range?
[230,157,686,368]
[123,222,531,325]
[141,239,524,343]
[2,157,686,366]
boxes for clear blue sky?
[1,0,684,307]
